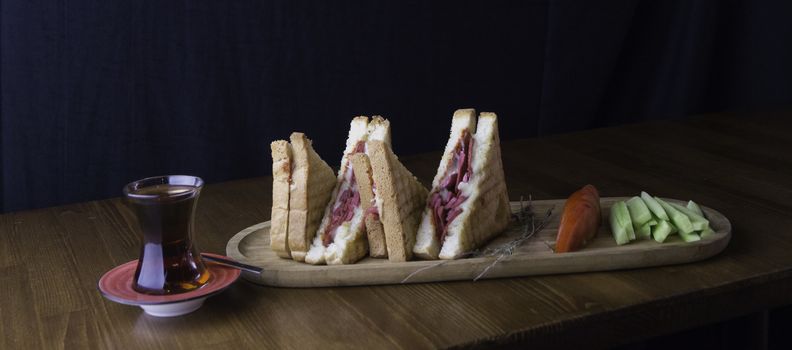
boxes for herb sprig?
[401,196,554,283]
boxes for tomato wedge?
[555,184,602,253]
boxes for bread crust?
[414,108,477,259]
[367,116,391,144]
[438,112,510,259]
[414,110,510,260]
[286,132,336,261]
[350,153,388,258]
[270,140,292,258]
[368,140,428,262]
[308,117,371,265]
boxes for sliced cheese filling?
[429,130,474,243]
[322,141,366,246]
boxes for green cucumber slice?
[636,221,652,240]
[640,191,670,221]
[626,196,652,227]
[654,197,700,242]
[609,201,633,245]
[700,227,716,238]
[686,200,704,216]
[668,202,710,231]
[682,232,702,242]
[685,200,715,238]
[652,220,674,243]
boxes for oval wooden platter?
[226,197,731,287]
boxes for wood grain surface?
[226,198,731,287]
[1,111,792,349]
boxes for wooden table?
[2,112,791,349]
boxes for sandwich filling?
[322,141,366,246]
[288,154,296,190]
[429,130,473,243]
[365,183,381,220]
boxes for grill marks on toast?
[438,113,511,259]
[307,117,373,265]
[415,110,511,260]
[414,109,478,259]
[351,153,388,258]
[269,133,336,261]
[288,133,337,261]
[271,110,507,264]
[368,140,429,262]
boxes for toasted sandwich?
[269,133,336,260]
[306,116,391,265]
[364,139,428,262]
[349,118,391,258]
[413,109,511,259]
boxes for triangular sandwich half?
[349,117,392,258]
[287,133,337,261]
[367,139,428,262]
[306,117,373,265]
[269,133,336,261]
[413,109,511,259]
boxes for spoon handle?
[201,254,263,275]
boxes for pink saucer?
[98,253,241,317]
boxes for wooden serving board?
[226,197,731,287]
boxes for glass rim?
[123,175,204,200]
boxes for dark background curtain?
[2,0,791,213]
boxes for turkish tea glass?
[123,175,211,295]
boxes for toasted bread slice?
[306,117,370,265]
[439,113,510,258]
[270,140,293,258]
[350,153,387,258]
[414,109,477,259]
[349,117,392,258]
[414,110,510,259]
[366,116,391,146]
[368,140,428,262]
[284,132,337,261]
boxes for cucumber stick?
[700,227,716,238]
[640,191,669,221]
[626,197,652,226]
[611,194,713,245]
[668,202,710,231]
[668,221,678,234]
[626,196,653,239]
[609,201,633,245]
[652,220,674,243]
[686,200,715,238]
[686,200,704,216]
[636,222,652,240]
[655,197,700,242]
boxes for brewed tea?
[124,176,211,295]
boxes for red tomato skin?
[555,185,602,253]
